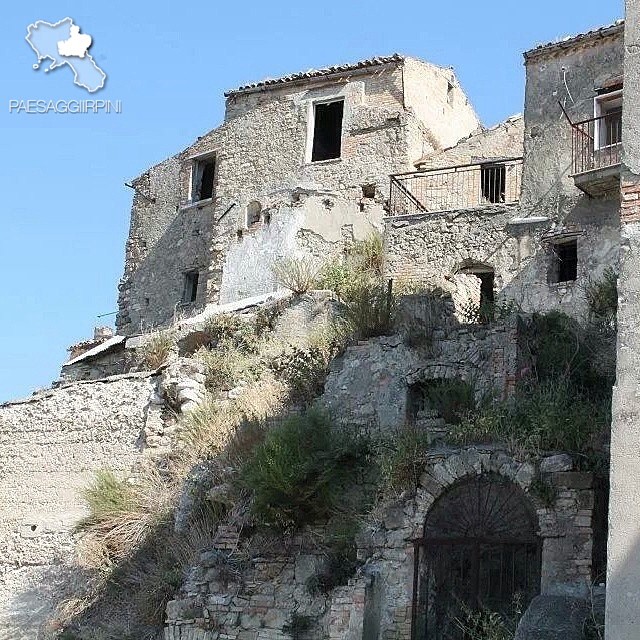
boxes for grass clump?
[138,330,175,369]
[454,599,522,640]
[239,409,368,530]
[379,425,431,495]
[272,257,321,294]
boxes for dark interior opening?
[194,159,216,201]
[554,240,578,283]
[183,271,199,303]
[311,100,344,162]
[481,164,506,203]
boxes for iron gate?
[411,474,541,640]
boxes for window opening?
[311,100,344,162]
[552,240,578,283]
[595,91,622,149]
[182,271,199,304]
[191,157,216,202]
[481,164,506,203]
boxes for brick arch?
[411,448,539,539]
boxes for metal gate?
[411,473,541,640]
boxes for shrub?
[340,277,395,339]
[283,612,316,639]
[272,257,321,294]
[196,345,263,392]
[421,378,475,425]
[239,410,368,529]
[308,520,360,594]
[379,425,431,494]
[350,232,384,276]
[203,313,259,352]
[454,598,522,640]
[448,380,608,457]
[138,330,175,369]
[585,267,618,327]
[268,344,334,404]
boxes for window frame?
[188,153,217,204]
[305,96,346,164]
[181,270,200,305]
[594,89,622,151]
[549,238,578,284]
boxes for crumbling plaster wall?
[606,5,640,638]
[0,373,159,638]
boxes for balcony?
[389,158,523,217]
[571,111,622,197]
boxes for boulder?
[514,595,590,640]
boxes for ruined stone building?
[1,11,639,640]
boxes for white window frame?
[188,152,216,204]
[305,96,346,164]
[594,90,622,151]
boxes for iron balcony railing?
[389,158,523,217]
[571,110,622,175]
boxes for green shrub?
[379,425,431,494]
[272,257,321,294]
[454,598,522,640]
[350,232,384,276]
[448,380,608,457]
[585,267,618,327]
[268,345,333,404]
[203,313,259,352]
[422,378,475,425]
[239,410,368,529]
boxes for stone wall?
[606,4,640,637]
[0,373,159,637]
[322,315,521,432]
[384,200,620,319]
[116,57,481,335]
[165,448,599,640]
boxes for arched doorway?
[411,473,540,640]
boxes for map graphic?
[26,18,106,93]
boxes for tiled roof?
[524,20,624,59]
[225,54,404,96]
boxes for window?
[191,156,216,202]
[551,240,578,283]
[246,200,262,226]
[311,100,344,162]
[182,271,199,303]
[595,90,622,149]
[481,164,506,203]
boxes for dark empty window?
[481,164,506,203]
[192,158,216,202]
[553,240,578,283]
[311,100,344,162]
[182,271,199,303]
[447,81,454,106]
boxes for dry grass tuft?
[137,330,176,370]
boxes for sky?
[0,0,623,402]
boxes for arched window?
[412,474,540,640]
[247,200,262,227]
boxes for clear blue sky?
[0,0,622,402]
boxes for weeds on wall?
[272,257,321,294]
[584,267,618,329]
[453,597,522,640]
[137,330,175,369]
[378,425,431,495]
[238,409,369,530]
[448,310,613,460]
[283,612,317,640]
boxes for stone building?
[2,15,637,640]
[116,55,480,335]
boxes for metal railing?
[389,158,523,217]
[571,110,622,175]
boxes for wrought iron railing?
[389,158,523,217]
[571,110,622,175]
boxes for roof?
[225,54,405,96]
[62,335,125,367]
[524,20,624,60]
